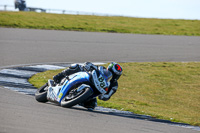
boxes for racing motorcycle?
[35,66,111,108]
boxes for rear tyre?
[61,87,93,108]
[35,83,48,103]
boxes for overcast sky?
[1,0,200,20]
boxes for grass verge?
[29,62,200,126]
[0,11,200,36]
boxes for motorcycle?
[35,66,110,108]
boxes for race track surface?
[0,28,200,67]
[0,28,200,133]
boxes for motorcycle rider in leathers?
[53,62,123,110]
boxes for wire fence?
[0,5,121,17]
[0,5,18,12]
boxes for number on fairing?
[98,77,106,88]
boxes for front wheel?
[61,87,93,108]
[35,83,48,103]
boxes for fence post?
[4,5,7,11]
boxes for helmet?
[107,62,123,81]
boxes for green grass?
[0,11,200,36]
[29,62,200,126]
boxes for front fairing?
[91,70,109,94]
[57,72,91,103]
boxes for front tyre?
[35,83,48,103]
[61,87,93,108]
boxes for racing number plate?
[92,71,107,94]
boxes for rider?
[53,62,123,110]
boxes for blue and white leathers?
[57,72,91,103]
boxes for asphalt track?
[0,28,200,133]
[0,28,200,67]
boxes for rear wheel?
[35,83,48,103]
[61,87,93,108]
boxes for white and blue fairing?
[55,72,91,103]
[48,69,110,104]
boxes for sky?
[1,0,200,20]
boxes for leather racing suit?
[53,62,119,109]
